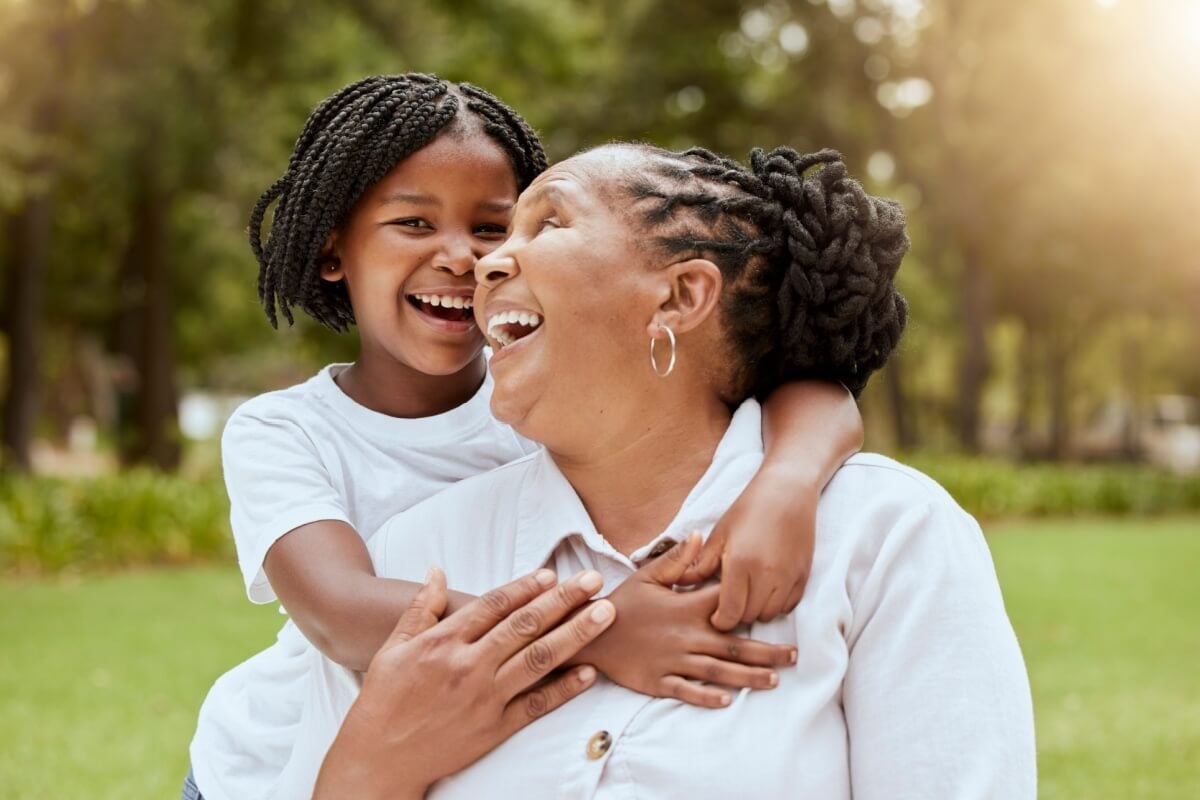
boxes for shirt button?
[647,539,676,559]
[586,730,612,760]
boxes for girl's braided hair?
[250,74,547,331]
[609,143,908,398]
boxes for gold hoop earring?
[649,325,676,378]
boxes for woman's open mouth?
[486,310,542,348]
[406,293,477,326]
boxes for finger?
[501,665,599,736]
[755,585,788,624]
[386,567,449,646]
[710,567,750,631]
[495,597,615,696]
[482,569,605,662]
[679,655,778,691]
[643,531,704,587]
[700,634,797,668]
[659,675,732,709]
[782,578,807,615]
[738,571,777,626]
[454,568,558,642]
[677,530,724,585]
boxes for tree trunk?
[1,198,52,471]
[956,249,992,453]
[1013,320,1037,459]
[1046,335,1071,460]
[883,358,917,451]
[114,154,180,470]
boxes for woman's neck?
[336,350,487,419]
[552,391,732,556]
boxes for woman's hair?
[607,144,908,399]
[250,73,547,331]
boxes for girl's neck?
[552,391,732,556]
[335,352,487,419]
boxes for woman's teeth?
[487,310,542,348]
[413,293,472,309]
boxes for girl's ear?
[645,258,723,339]
[318,230,344,282]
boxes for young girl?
[185,74,862,800]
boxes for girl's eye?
[475,224,509,239]
[390,218,431,229]
[539,216,562,231]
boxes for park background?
[1,0,1198,797]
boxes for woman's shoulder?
[368,451,546,583]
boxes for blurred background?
[0,0,1197,798]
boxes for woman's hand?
[575,533,796,708]
[313,567,616,800]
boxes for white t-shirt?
[190,364,535,800]
[315,401,1030,799]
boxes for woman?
[307,143,1037,798]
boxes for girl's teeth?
[414,293,472,309]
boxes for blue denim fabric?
[181,769,204,800]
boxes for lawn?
[1,517,1197,799]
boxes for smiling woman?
[305,142,1036,799]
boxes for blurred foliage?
[3,455,1198,574]
[913,455,1200,518]
[0,470,231,574]
[0,0,1198,468]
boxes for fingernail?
[589,600,614,623]
[788,649,797,665]
[577,665,596,684]
[424,567,436,582]
[534,569,557,587]
[719,693,731,707]
[767,672,778,687]
[579,570,603,593]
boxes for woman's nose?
[475,246,517,288]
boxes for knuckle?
[510,608,542,637]
[726,642,741,659]
[703,662,721,683]
[524,688,549,719]
[523,640,555,674]
[480,588,511,618]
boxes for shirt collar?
[511,400,765,576]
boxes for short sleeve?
[842,500,1037,799]
[221,403,351,603]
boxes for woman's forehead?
[528,146,645,201]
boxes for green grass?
[0,518,1197,799]
[987,517,1200,800]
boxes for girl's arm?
[265,523,476,672]
[685,380,863,630]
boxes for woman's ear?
[646,258,723,338]
[318,230,344,281]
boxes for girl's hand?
[681,474,818,631]
[681,379,863,631]
[314,567,616,800]
[575,533,796,708]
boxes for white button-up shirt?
[302,401,1035,799]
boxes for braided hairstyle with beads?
[609,143,907,399]
[250,74,547,331]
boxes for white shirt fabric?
[190,364,535,800]
[349,400,1036,799]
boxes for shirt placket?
[556,682,654,799]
